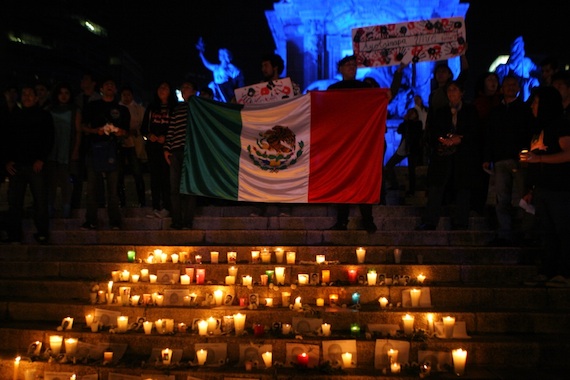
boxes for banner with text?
[352,17,466,67]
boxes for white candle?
[85,314,94,327]
[49,335,63,355]
[160,252,168,263]
[155,294,164,306]
[356,247,366,263]
[443,316,456,339]
[281,291,291,306]
[286,251,296,264]
[103,351,113,364]
[180,274,190,284]
[293,296,302,310]
[121,270,130,282]
[146,254,154,264]
[62,317,74,330]
[275,266,286,285]
[228,266,238,276]
[179,251,189,263]
[165,318,174,333]
[402,314,414,334]
[262,351,272,368]
[242,275,252,286]
[265,298,273,307]
[321,323,331,336]
[316,298,325,307]
[321,269,330,283]
[341,352,352,368]
[261,250,271,263]
[391,362,401,373]
[452,348,468,376]
[417,273,426,284]
[427,313,434,334]
[171,253,179,263]
[251,250,260,263]
[130,294,140,306]
[140,268,149,281]
[13,356,20,380]
[131,274,140,283]
[298,274,309,285]
[196,349,208,365]
[316,254,325,264]
[98,290,105,303]
[195,254,202,264]
[275,248,284,263]
[227,251,237,264]
[214,290,224,306]
[107,281,113,294]
[329,294,339,306]
[162,348,173,365]
[387,348,399,363]
[379,297,389,308]
[196,319,207,336]
[149,274,157,283]
[111,270,120,282]
[143,321,153,335]
[117,316,128,333]
[64,338,78,357]
[233,313,246,335]
[367,271,377,286]
[410,288,421,307]
[210,251,219,263]
[225,275,236,285]
[281,323,291,334]
[185,267,195,282]
[90,321,99,332]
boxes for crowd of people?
[1,51,569,285]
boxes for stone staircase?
[0,172,569,380]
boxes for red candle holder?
[348,269,358,283]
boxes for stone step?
[0,245,533,265]
[0,324,568,375]
[2,294,570,333]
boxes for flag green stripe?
[182,97,243,199]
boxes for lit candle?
[341,352,352,368]
[155,294,164,306]
[160,252,168,263]
[197,319,208,336]
[195,254,202,264]
[180,274,190,284]
[297,273,309,285]
[265,298,273,307]
[111,270,120,282]
[149,274,157,283]
[352,292,360,304]
[13,356,20,380]
[427,313,434,334]
[225,275,236,285]
[143,321,153,335]
[140,268,149,281]
[98,290,105,303]
[321,323,331,336]
[233,313,246,335]
[130,294,140,306]
[64,338,78,357]
[321,269,330,283]
[214,289,224,306]
[265,269,274,284]
[393,248,402,264]
[275,248,284,263]
[350,323,360,337]
[410,288,421,307]
[49,335,63,355]
[367,270,377,286]
[452,348,468,376]
[387,348,399,363]
[297,352,309,367]
[356,247,366,263]
[281,291,291,306]
[262,351,272,368]
[286,251,296,264]
[131,274,140,283]
[162,348,173,365]
[90,321,99,332]
[261,249,271,263]
[402,314,414,334]
[259,273,267,286]
[185,267,195,282]
[227,251,237,264]
[443,316,456,339]
[179,251,189,263]
[379,296,389,308]
[210,251,219,264]
[242,275,252,286]
[251,250,260,263]
[171,253,179,263]
[196,268,205,284]
[146,253,154,264]
[417,273,426,284]
[316,254,325,264]
[165,318,174,333]
[117,316,129,333]
[107,281,113,294]
[348,269,358,283]
[275,267,286,285]
[316,297,325,307]
[62,317,74,330]
[293,296,302,310]
[196,349,208,365]
[228,266,238,276]
[127,250,135,262]
[329,294,339,306]
[391,362,401,373]
[85,314,94,327]
[103,351,113,364]
[281,323,291,334]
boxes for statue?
[495,36,540,101]
[196,37,245,102]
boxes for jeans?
[493,159,525,240]
[85,155,121,227]
[169,149,196,227]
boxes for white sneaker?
[146,209,160,219]
[155,209,170,218]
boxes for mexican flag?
[181,88,388,203]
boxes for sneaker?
[545,275,570,287]
[80,222,97,230]
[146,209,160,219]
[154,209,170,218]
